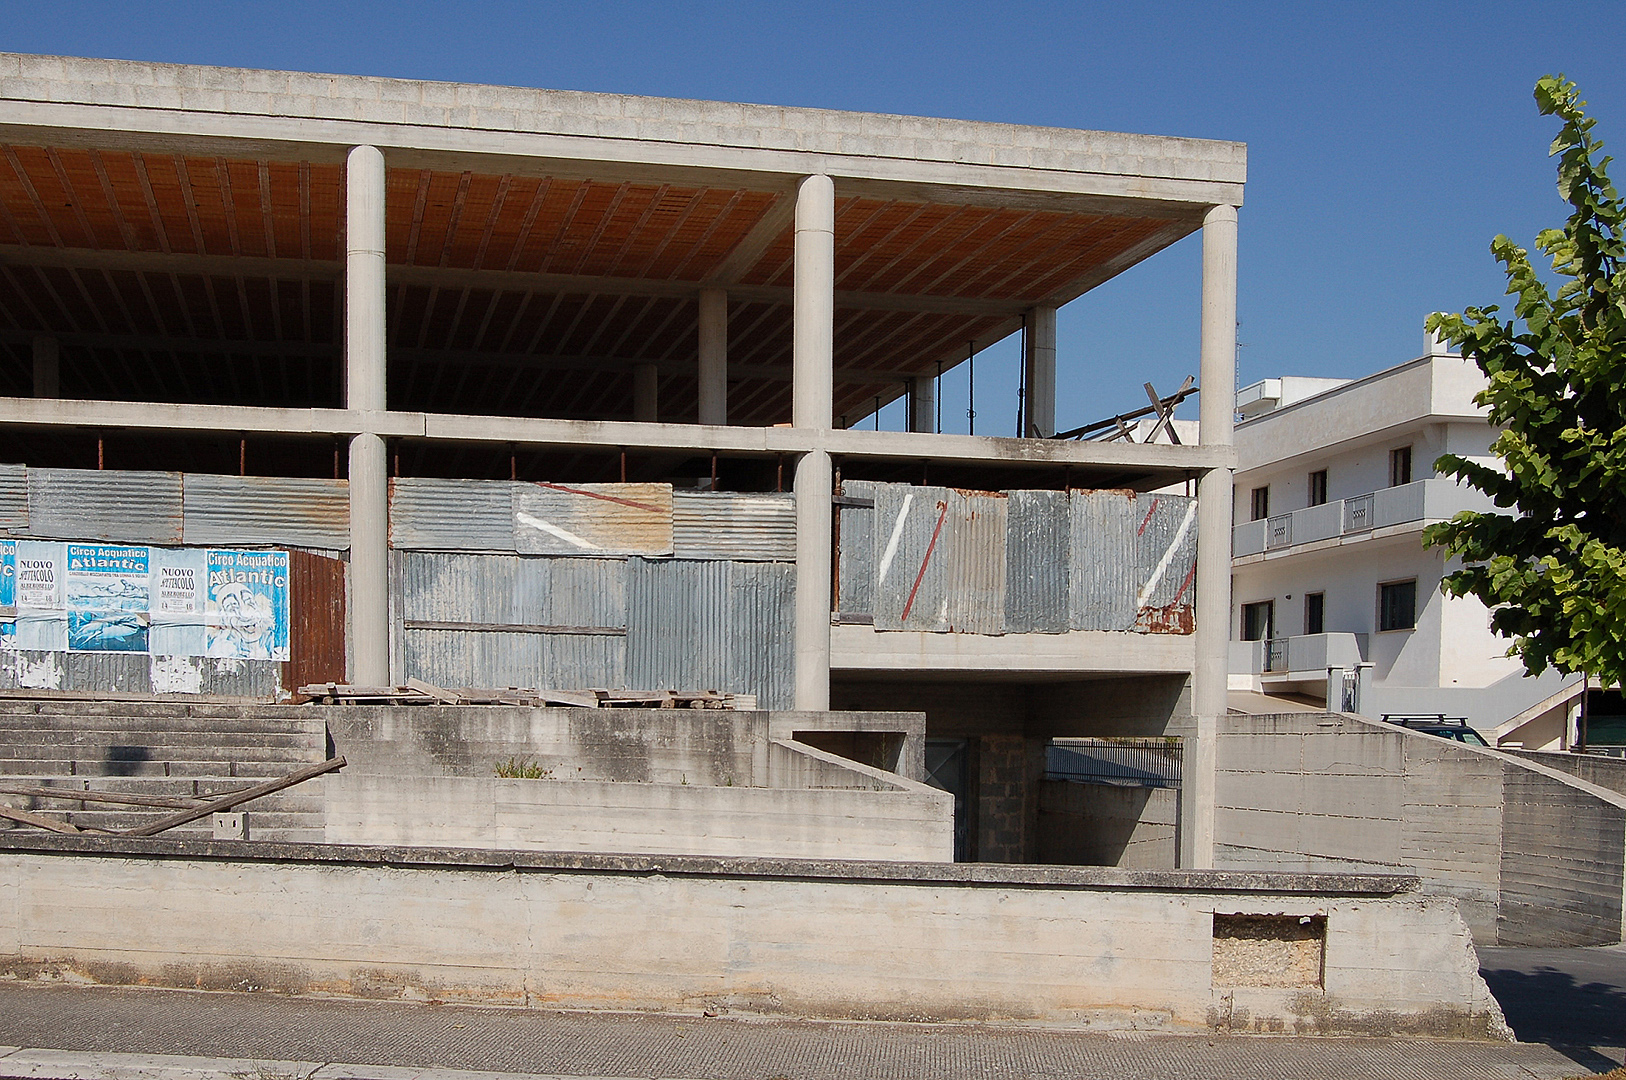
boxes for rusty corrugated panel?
[836,479,876,619]
[389,477,517,552]
[1004,489,1070,634]
[182,473,349,550]
[728,560,794,709]
[672,491,795,561]
[1133,493,1198,634]
[1069,489,1138,632]
[514,482,672,557]
[871,483,951,632]
[0,463,27,531]
[285,548,346,690]
[943,490,1007,635]
[26,468,182,544]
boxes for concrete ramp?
[1215,711,1626,946]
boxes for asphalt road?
[1479,943,1626,1074]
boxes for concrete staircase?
[0,701,329,840]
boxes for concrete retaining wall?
[321,706,951,861]
[0,836,1506,1037]
[1505,749,1626,799]
[1215,712,1626,946]
[1038,781,1178,869]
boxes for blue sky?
[6,2,1624,434]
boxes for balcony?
[1232,478,1501,558]
[1230,632,1368,678]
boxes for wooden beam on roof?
[0,244,1022,316]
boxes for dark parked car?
[1383,714,1490,746]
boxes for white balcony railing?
[1233,478,1500,558]
[1229,632,1369,676]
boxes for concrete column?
[344,145,387,413]
[344,145,390,687]
[1023,307,1057,437]
[791,175,835,711]
[348,432,390,685]
[697,288,728,426]
[1185,203,1238,870]
[632,363,660,423]
[909,376,935,434]
[31,335,58,398]
[793,448,832,710]
[792,174,834,431]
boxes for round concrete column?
[344,145,387,413]
[31,334,58,398]
[793,448,833,710]
[909,376,935,434]
[348,432,391,686]
[792,175,834,431]
[632,363,660,423]
[1184,203,1239,870]
[344,145,390,687]
[697,288,728,426]
[1023,307,1057,437]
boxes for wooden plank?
[0,802,83,834]
[121,757,345,837]
[0,786,206,810]
[404,677,463,705]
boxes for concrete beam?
[0,394,1233,473]
[696,288,728,425]
[830,625,1195,674]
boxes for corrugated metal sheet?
[836,479,876,618]
[943,490,1007,635]
[672,490,796,561]
[399,551,627,691]
[1134,493,1198,632]
[1070,489,1138,631]
[871,484,951,632]
[728,560,794,709]
[625,557,793,703]
[390,477,517,552]
[27,468,183,544]
[195,657,281,697]
[1004,489,1070,634]
[63,651,151,693]
[626,558,730,690]
[514,482,673,557]
[0,464,27,531]
[182,473,349,550]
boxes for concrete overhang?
[830,624,1196,675]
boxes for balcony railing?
[1229,632,1369,676]
[1233,478,1500,558]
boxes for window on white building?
[1389,446,1413,487]
[1308,470,1328,506]
[1305,592,1325,635]
[1250,486,1269,521]
[1378,579,1417,632]
[1242,600,1275,641]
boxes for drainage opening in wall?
[1212,914,1326,988]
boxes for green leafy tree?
[1424,76,1626,684]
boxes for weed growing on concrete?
[494,757,550,779]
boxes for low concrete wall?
[1038,781,1178,869]
[0,836,1507,1038]
[327,741,951,861]
[1215,712,1626,946]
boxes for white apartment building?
[1228,333,1582,748]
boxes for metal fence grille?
[1045,738,1183,788]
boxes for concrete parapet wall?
[1215,712,1626,946]
[1504,749,1626,799]
[0,836,1503,1037]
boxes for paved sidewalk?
[0,983,1607,1080]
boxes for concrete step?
[0,759,323,779]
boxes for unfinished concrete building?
[0,54,1244,867]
